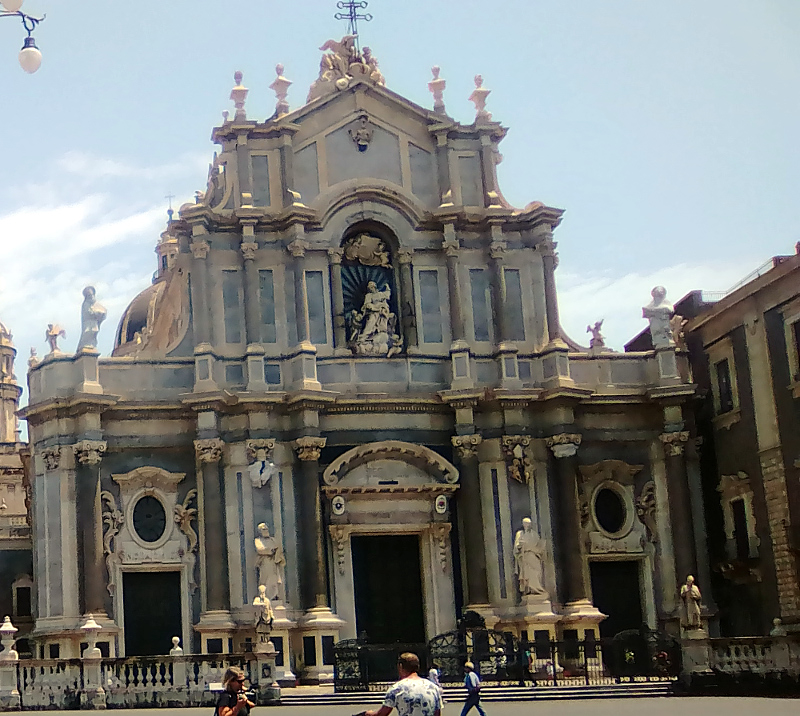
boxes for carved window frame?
[591,480,636,540]
[11,575,33,619]
[780,298,800,398]
[708,336,740,427]
[718,473,759,561]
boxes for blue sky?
[1,0,799,412]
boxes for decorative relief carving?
[578,460,643,486]
[73,440,107,466]
[246,439,276,465]
[190,240,210,260]
[329,525,347,575]
[308,36,385,102]
[397,249,413,265]
[546,433,581,459]
[101,491,124,596]
[240,242,258,261]
[431,523,451,572]
[636,481,657,543]
[173,489,199,593]
[194,438,224,464]
[293,436,326,462]
[287,238,309,258]
[343,234,391,268]
[660,431,690,456]
[489,240,506,260]
[502,436,533,483]
[346,281,401,357]
[451,434,482,461]
[349,114,373,152]
[41,447,60,472]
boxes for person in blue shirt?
[460,662,486,716]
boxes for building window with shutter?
[222,270,244,344]
[715,358,734,414]
[418,269,444,344]
[469,268,491,343]
[258,270,277,343]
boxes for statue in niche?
[349,115,373,152]
[347,281,402,357]
[642,286,674,349]
[343,233,391,268]
[680,575,703,630]
[254,523,285,602]
[77,286,107,351]
[513,518,549,598]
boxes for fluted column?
[546,433,588,605]
[489,238,510,343]
[397,249,418,347]
[190,238,212,345]
[73,440,107,616]
[196,438,229,611]
[288,238,311,345]
[660,431,697,584]
[443,231,465,343]
[240,235,260,344]
[538,234,561,345]
[294,437,328,610]
[328,248,346,349]
[452,435,488,605]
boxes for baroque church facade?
[19,36,709,679]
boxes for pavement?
[26,698,800,716]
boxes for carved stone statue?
[586,320,605,350]
[468,75,491,122]
[45,324,66,354]
[308,36,384,102]
[670,314,688,351]
[642,286,674,349]
[77,286,107,351]
[343,234,391,267]
[513,518,548,598]
[254,523,285,602]
[253,584,275,651]
[680,575,703,629]
[347,281,402,357]
[349,115,373,152]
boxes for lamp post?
[1,0,44,74]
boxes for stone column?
[538,234,561,345]
[546,434,588,605]
[443,228,465,343]
[196,438,229,612]
[293,437,328,610]
[452,435,488,605]
[397,249,418,348]
[73,440,107,616]
[328,248,347,350]
[288,238,311,345]
[190,237,212,345]
[489,238,509,343]
[240,234,261,345]
[433,131,453,206]
[660,431,698,585]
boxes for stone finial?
[269,63,292,118]
[230,71,249,121]
[468,74,491,123]
[428,66,446,115]
[0,616,18,662]
[222,109,229,123]
[169,636,184,656]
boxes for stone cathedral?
[20,35,709,680]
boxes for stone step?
[277,682,674,706]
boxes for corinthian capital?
[327,247,344,265]
[194,438,224,464]
[73,440,107,466]
[502,435,533,483]
[397,249,414,265]
[191,240,210,259]
[287,238,309,258]
[660,431,689,457]
[240,241,258,261]
[41,447,61,472]
[451,434,482,461]
[246,438,276,464]
[546,433,581,459]
[293,436,327,462]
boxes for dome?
[113,282,165,355]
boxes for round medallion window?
[132,496,167,543]
[594,488,626,535]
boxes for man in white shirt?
[460,662,486,716]
[365,652,442,716]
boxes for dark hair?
[398,652,420,673]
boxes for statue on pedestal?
[642,286,674,349]
[513,518,548,598]
[347,281,402,357]
[680,575,703,630]
[77,286,107,351]
[253,585,275,652]
[254,523,285,602]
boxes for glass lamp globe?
[18,37,41,74]
[1,0,25,12]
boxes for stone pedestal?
[296,607,344,684]
[291,342,321,391]
[194,343,219,392]
[75,348,103,394]
[270,605,297,686]
[80,617,107,710]
[196,610,236,654]
[681,630,712,674]
[0,617,20,710]
[246,344,267,391]
[560,599,606,639]
[497,342,522,389]
[449,341,474,390]
[254,640,281,704]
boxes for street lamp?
[1,0,44,74]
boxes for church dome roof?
[113,281,165,354]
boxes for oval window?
[594,488,626,534]
[132,495,167,543]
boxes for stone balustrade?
[682,634,800,683]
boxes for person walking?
[428,662,445,706]
[460,662,486,716]
[365,652,442,716]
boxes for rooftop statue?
[77,286,107,351]
[308,35,385,102]
[642,286,674,349]
[45,324,66,355]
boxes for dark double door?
[589,560,643,638]
[351,534,426,644]
[123,571,182,656]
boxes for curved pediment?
[322,440,458,486]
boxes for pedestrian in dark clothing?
[460,662,486,716]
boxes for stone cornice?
[323,484,458,496]
[20,394,119,425]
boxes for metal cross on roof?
[334,0,373,45]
